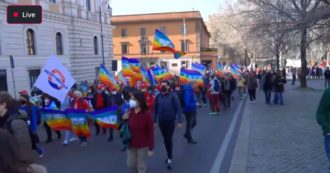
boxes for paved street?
[36,94,244,173]
[244,79,329,173]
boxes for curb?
[228,101,250,173]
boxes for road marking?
[209,101,244,173]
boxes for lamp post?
[99,0,111,65]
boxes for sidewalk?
[230,80,329,173]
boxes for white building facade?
[0,0,113,97]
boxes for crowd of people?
[0,67,291,173]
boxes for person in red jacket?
[72,90,91,147]
[123,91,154,173]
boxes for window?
[86,0,91,11]
[181,60,189,69]
[121,43,129,54]
[181,40,189,52]
[29,69,40,89]
[56,32,63,55]
[0,70,7,91]
[93,36,99,55]
[121,29,127,37]
[140,42,148,54]
[49,0,56,3]
[140,28,146,37]
[180,24,188,35]
[160,61,168,68]
[159,26,166,34]
[26,29,36,55]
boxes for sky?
[111,0,226,22]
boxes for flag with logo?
[88,106,119,129]
[66,109,91,138]
[34,56,76,103]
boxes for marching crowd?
[0,67,289,173]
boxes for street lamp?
[99,0,112,65]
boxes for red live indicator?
[13,12,19,18]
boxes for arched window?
[26,29,36,55]
[93,36,98,55]
[56,32,63,55]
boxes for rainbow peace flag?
[147,68,156,86]
[229,64,241,79]
[152,67,173,81]
[217,63,225,77]
[41,109,71,131]
[174,51,186,59]
[192,62,206,75]
[122,57,143,81]
[66,109,91,138]
[115,71,128,87]
[99,64,120,91]
[141,66,150,84]
[180,69,203,87]
[89,106,119,129]
[152,29,175,52]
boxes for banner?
[34,56,75,103]
[180,68,203,87]
[66,109,91,138]
[89,106,119,129]
[41,109,71,131]
[99,64,120,91]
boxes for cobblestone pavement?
[246,80,329,173]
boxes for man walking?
[316,88,330,173]
[153,81,183,170]
[183,81,198,144]
[324,67,330,89]
[262,71,273,104]
[208,74,221,115]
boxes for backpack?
[214,79,221,92]
[7,112,32,150]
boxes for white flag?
[34,56,75,103]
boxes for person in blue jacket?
[18,90,45,157]
[183,81,198,144]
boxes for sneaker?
[63,140,68,146]
[165,159,173,170]
[36,146,45,158]
[69,137,78,142]
[215,112,220,116]
[249,101,253,104]
[209,112,214,115]
[80,142,88,147]
[45,139,52,144]
[187,139,197,144]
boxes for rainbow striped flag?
[152,29,175,52]
[88,106,119,129]
[99,64,120,91]
[217,63,225,77]
[180,69,203,87]
[151,67,173,81]
[174,51,186,59]
[229,64,241,79]
[66,109,91,138]
[147,68,156,86]
[115,71,128,87]
[192,62,206,75]
[141,66,150,84]
[41,109,71,131]
[122,57,143,81]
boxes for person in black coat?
[262,72,273,104]
[91,85,110,136]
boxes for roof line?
[112,10,201,17]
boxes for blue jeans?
[273,92,284,105]
[264,90,272,104]
[325,135,330,173]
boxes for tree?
[241,0,330,87]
